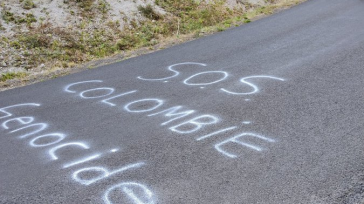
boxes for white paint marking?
[110,148,119,153]
[215,132,275,158]
[72,162,145,185]
[101,90,137,106]
[221,75,285,95]
[103,182,155,204]
[48,142,90,160]
[137,62,206,81]
[64,80,103,93]
[183,71,228,86]
[0,103,40,119]
[10,123,48,139]
[196,126,237,141]
[2,116,34,130]
[124,99,164,113]
[169,115,219,134]
[163,81,168,83]
[63,154,101,169]
[200,87,205,89]
[79,87,115,99]
[147,106,195,126]
[29,133,66,147]
[242,121,251,124]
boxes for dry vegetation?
[0,0,306,90]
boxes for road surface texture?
[1,0,364,203]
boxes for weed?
[1,72,27,82]
[115,35,138,50]
[1,8,36,26]
[243,16,251,23]
[2,10,15,23]
[97,0,110,14]
[10,40,21,49]
[155,0,242,34]
[75,0,95,17]
[63,0,96,17]
[18,13,37,26]
[137,4,161,20]
[18,33,51,49]
[217,27,225,32]
[21,0,36,10]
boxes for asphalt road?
[1,0,364,203]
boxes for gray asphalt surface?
[1,0,364,203]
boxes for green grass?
[154,0,241,34]
[1,9,37,26]
[1,72,27,82]
[138,4,162,20]
[1,10,15,23]
[21,0,36,10]
[62,0,110,17]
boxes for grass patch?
[2,10,15,23]
[74,0,95,15]
[20,0,36,10]
[63,0,110,17]
[1,72,27,82]
[138,4,162,20]
[155,0,242,34]
[1,8,37,26]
